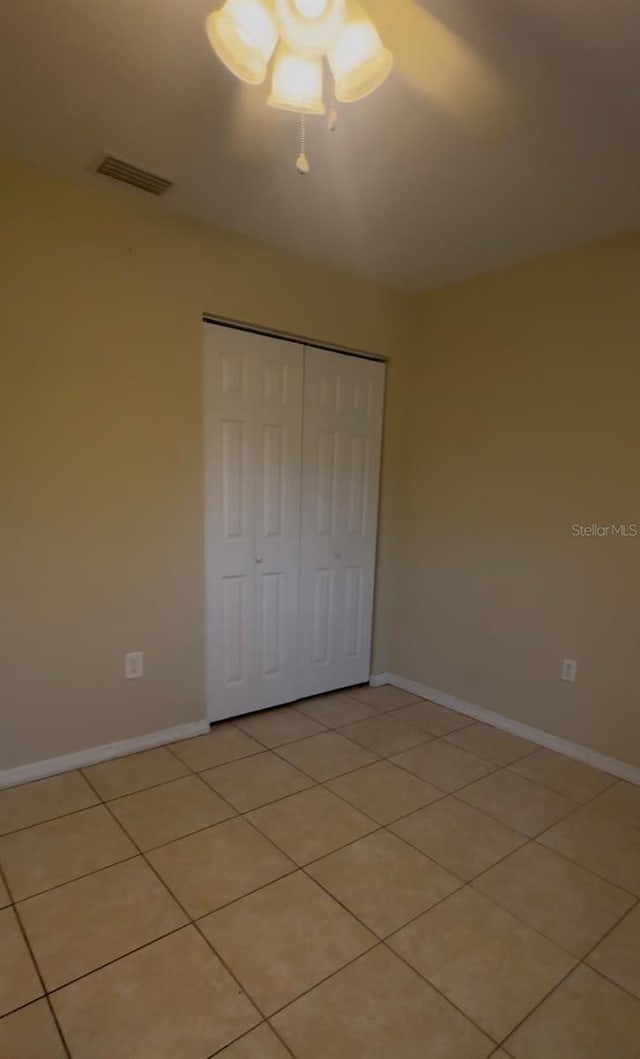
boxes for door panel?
[204,325,302,720]
[221,575,249,686]
[297,347,385,698]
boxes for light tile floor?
[1,686,639,1058]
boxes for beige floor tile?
[457,770,576,837]
[148,817,292,917]
[538,805,640,895]
[588,904,640,998]
[18,857,187,990]
[109,775,234,850]
[169,724,263,771]
[474,842,635,957]
[589,780,640,829]
[201,872,374,1014]
[0,1000,67,1059]
[509,750,615,803]
[327,760,441,824]
[83,747,189,800]
[0,907,42,1016]
[247,786,376,865]
[390,797,526,881]
[349,685,424,712]
[295,693,376,728]
[52,926,259,1059]
[276,731,377,781]
[0,771,98,835]
[308,830,459,937]
[392,740,496,792]
[271,945,493,1059]
[389,887,575,1041]
[505,964,640,1059]
[0,805,136,900]
[234,707,326,748]
[338,715,430,756]
[444,724,537,766]
[0,874,9,907]
[393,700,475,736]
[216,1023,292,1058]
[202,751,313,812]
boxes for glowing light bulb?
[275,0,345,57]
[267,45,325,114]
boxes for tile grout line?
[3,724,635,903]
[579,896,640,966]
[202,720,640,1038]
[2,696,639,1054]
[3,851,141,905]
[0,797,102,839]
[3,714,636,912]
[579,959,640,1009]
[76,768,284,1057]
[167,771,515,1046]
[77,723,506,1046]
[87,758,425,1059]
[7,897,73,1059]
[170,703,632,834]
[6,769,638,1034]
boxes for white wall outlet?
[125,651,144,680]
[561,658,577,683]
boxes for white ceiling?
[2,0,640,291]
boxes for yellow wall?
[1,155,409,769]
[4,153,639,775]
[392,232,640,766]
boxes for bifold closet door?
[297,346,385,698]
[204,324,303,720]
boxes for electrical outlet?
[125,651,144,680]
[561,658,577,683]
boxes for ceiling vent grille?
[95,155,172,195]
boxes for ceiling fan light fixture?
[328,2,392,102]
[275,0,345,58]
[206,0,278,85]
[267,44,326,114]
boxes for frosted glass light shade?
[328,2,392,102]
[275,0,345,57]
[206,0,278,85]
[294,0,327,17]
[267,45,325,114]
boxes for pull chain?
[296,114,310,174]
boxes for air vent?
[95,155,172,195]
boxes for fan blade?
[364,0,519,136]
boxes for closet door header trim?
[202,314,386,365]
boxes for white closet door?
[297,347,385,698]
[204,325,302,720]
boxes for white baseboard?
[369,672,390,687]
[383,673,640,787]
[0,719,210,790]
